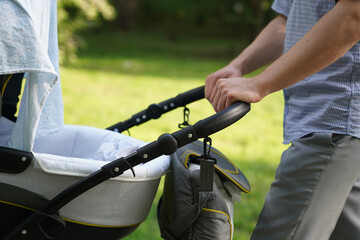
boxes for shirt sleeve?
[271,0,292,17]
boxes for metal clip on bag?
[158,140,250,240]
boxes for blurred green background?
[58,1,287,239]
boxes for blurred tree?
[57,0,116,63]
[57,0,276,62]
[241,0,274,40]
[112,0,139,30]
[108,0,275,42]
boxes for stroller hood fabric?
[0,0,63,151]
[0,0,172,233]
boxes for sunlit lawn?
[60,30,287,240]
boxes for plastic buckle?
[178,107,190,129]
[202,137,217,164]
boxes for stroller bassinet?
[0,86,251,240]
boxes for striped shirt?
[272,0,360,144]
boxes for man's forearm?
[256,0,360,97]
[230,15,287,76]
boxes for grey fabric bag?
[158,140,250,240]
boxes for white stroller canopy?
[0,0,63,151]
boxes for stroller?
[0,85,250,240]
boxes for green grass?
[60,30,287,240]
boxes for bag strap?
[161,152,216,239]
[161,191,213,240]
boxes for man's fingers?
[205,72,219,100]
[205,68,233,100]
[225,94,235,109]
[205,67,244,111]
[212,78,230,112]
[216,94,227,112]
[209,80,220,109]
[205,77,214,100]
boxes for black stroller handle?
[107,86,205,132]
[106,86,250,136]
[193,101,250,138]
[174,85,205,106]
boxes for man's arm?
[208,0,360,112]
[229,15,287,76]
[205,15,287,100]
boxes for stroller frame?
[0,86,250,240]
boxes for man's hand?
[205,15,286,112]
[205,64,242,102]
[206,76,263,112]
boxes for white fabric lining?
[34,152,169,181]
[32,125,170,181]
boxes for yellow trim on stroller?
[62,218,142,229]
[0,199,142,229]
[1,74,13,96]
[0,199,34,212]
